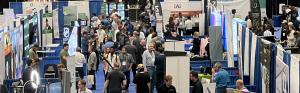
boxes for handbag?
[87,75,94,85]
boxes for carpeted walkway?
[92,64,136,93]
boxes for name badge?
[152,58,155,62]
[122,61,126,66]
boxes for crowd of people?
[247,5,300,53]
[23,2,253,93]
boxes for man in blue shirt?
[212,62,230,93]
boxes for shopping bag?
[87,75,94,85]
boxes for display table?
[37,50,56,57]
[43,44,60,48]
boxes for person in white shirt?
[263,29,272,36]
[77,79,92,93]
[185,16,195,36]
[88,47,97,90]
[75,47,86,79]
[146,28,155,49]
[175,12,185,36]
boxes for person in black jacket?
[155,47,165,88]
[190,71,203,93]
[157,75,176,93]
[191,32,200,55]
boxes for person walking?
[190,71,203,93]
[157,75,176,93]
[154,47,165,88]
[119,47,135,91]
[133,64,151,93]
[142,43,157,93]
[103,62,127,93]
[88,47,97,90]
[77,80,92,93]
[74,47,86,79]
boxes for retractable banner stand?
[67,55,76,93]
[290,55,299,93]
[63,26,78,56]
[0,29,4,84]
[275,57,289,93]
[11,26,24,79]
[209,26,223,61]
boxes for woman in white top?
[77,80,92,93]
[287,26,296,47]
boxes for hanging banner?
[250,33,257,85]
[11,26,24,79]
[260,39,272,93]
[68,1,90,19]
[53,9,60,38]
[63,6,78,26]
[4,27,13,79]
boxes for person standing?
[119,47,135,91]
[154,47,165,88]
[60,43,69,68]
[28,44,40,71]
[81,31,90,59]
[104,62,127,93]
[212,62,230,93]
[124,41,138,78]
[133,64,151,93]
[150,11,156,32]
[75,47,86,79]
[185,16,195,36]
[191,32,200,55]
[88,47,97,90]
[190,71,203,93]
[142,43,157,93]
[77,80,92,93]
[157,75,176,93]
[176,12,185,36]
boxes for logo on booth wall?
[63,27,70,38]
[174,4,181,9]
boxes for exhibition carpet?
[92,64,136,93]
